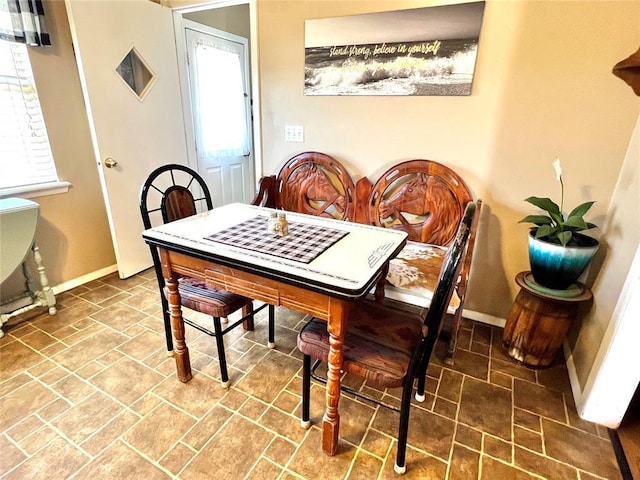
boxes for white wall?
[568,114,640,426]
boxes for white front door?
[184,23,255,206]
[65,0,188,278]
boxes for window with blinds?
[0,39,59,191]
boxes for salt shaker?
[278,212,289,237]
[267,212,278,234]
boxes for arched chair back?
[367,159,473,245]
[276,152,357,221]
[140,164,212,230]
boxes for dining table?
[142,203,407,455]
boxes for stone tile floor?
[0,270,623,479]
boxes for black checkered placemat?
[204,215,349,264]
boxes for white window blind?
[0,39,58,190]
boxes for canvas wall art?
[304,2,485,96]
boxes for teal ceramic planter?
[528,232,598,290]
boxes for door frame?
[172,0,263,185]
[569,244,640,428]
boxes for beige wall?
[3,0,116,296]
[256,0,640,319]
[183,4,250,39]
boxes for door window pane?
[116,47,154,99]
[194,42,249,157]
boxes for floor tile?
[124,401,196,460]
[459,376,512,440]
[480,455,538,479]
[90,356,164,405]
[3,437,88,480]
[542,418,622,479]
[153,374,226,418]
[51,391,123,444]
[235,350,301,403]
[0,380,57,431]
[0,341,46,381]
[181,405,232,450]
[288,427,355,480]
[180,416,273,479]
[0,434,26,473]
[50,329,128,371]
[513,378,566,422]
[449,443,480,480]
[73,440,170,479]
[348,450,383,480]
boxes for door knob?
[104,157,118,169]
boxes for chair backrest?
[367,160,474,245]
[139,164,213,229]
[276,152,357,221]
[409,202,475,375]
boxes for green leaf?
[524,197,561,216]
[564,216,589,230]
[568,201,595,219]
[549,211,564,225]
[557,231,572,246]
[585,222,598,229]
[535,224,555,239]
[519,215,552,225]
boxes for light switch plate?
[285,125,304,142]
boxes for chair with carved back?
[366,159,481,365]
[139,164,275,388]
[297,202,475,474]
[252,151,357,221]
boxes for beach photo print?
[304,2,485,96]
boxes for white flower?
[553,157,562,181]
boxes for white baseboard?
[463,309,506,328]
[52,264,118,295]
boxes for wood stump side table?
[502,271,592,368]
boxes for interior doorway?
[174,1,262,200]
[183,22,255,205]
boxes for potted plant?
[519,158,599,290]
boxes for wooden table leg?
[322,299,351,455]
[160,249,192,383]
[374,263,389,303]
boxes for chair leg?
[242,302,255,331]
[395,378,414,475]
[301,354,311,429]
[212,316,230,388]
[444,311,461,366]
[160,295,174,356]
[415,346,433,402]
[152,256,173,355]
[415,373,426,403]
[268,305,276,349]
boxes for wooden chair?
[366,159,481,365]
[297,202,475,474]
[252,152,357,221]
[139,164,275,388]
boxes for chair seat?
[385,241,460,311]
[163,277,252,318]
[297,300,424,390]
